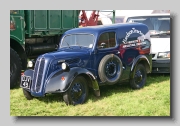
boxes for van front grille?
[32,57,45,93]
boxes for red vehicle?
[79,10,115,27]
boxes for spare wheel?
[98,54,123,84]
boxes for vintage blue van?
[20,23,152,105]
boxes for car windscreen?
[60,34,94,48]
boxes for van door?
[92,31,122,84]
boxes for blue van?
[20,23,152,105]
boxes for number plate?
[20,75,31,89]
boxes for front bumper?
[152,58,170,73]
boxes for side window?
[97,32,116,49]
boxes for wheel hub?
[135,70,143,83]
[105,62,117,77]
[71,83,83,101]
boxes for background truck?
[10,10,80,88]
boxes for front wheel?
[63,76,89,105]
[22,89,33,100]
[130,64,147,89]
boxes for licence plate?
[20,75,31,89]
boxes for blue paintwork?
[21,23,152,97]
[45,67,99,93]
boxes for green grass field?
[10,73,170,116]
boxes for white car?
[124,13,170,73]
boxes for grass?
[10,73,170,116]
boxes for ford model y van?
[20,23,152,105]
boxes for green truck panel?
[62,10,76,29]
[23,10,79,37]
[49,10,62,29]
[34,10,47,29]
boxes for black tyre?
[63,76,89,105]
[130,64,147,89]
[22,89,33,100]
[10,48,22,89]
[98,54,123,84]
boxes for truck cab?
[20,23,152,105]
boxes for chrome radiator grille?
[32,57,45,93]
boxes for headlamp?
[62,62,67,70]
[158,52,170,58]
[27,61,33,68]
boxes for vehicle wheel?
[98,54,123,84]
[130,64,147,89]
[63,76,89,105]
[10,48,22,89]
[22,89,33,100]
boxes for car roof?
[124,13,170,18]
[123,13,170,23]
[64,22,147,34]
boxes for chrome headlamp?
[61,62,70,71]
[27,60,35,68]
[62,62,67,70]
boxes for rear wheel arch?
[130,55,151,78]
[138,60,151,73]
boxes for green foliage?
[10,74,170,116]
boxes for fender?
[130,55,151,78]
[45,67,100,95]
[24,69,34,77]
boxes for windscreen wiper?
[64,41,72,48]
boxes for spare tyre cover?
[98,54,123,84]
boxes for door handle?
[116,51,120,54]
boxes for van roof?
[65,22,148,34]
